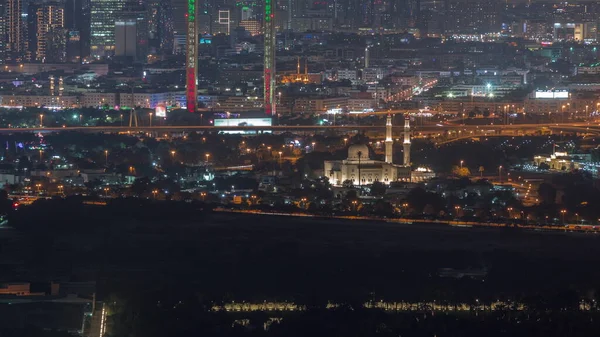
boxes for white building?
[119,91,185,109]
[336,69,358,82]
[324,115,434,186]
[1,95,78,108]
[80,92,118,108]
[362,68,388,83]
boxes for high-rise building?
[0,1,6,64]
[147,0,173,55]
[65,0,91,59]
[90,0,125,57]
[445,0,502,34]
[36,2,66,62]
[6,0,26,61]
[264,0,275,115]
[66,30,81,62]
[115,1,148,61]
[186,0,198,112]
[172,0,187,43]
[115,19,137,59]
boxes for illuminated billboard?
[155,104,167,117]
[535,90,569,99]
[214,118,272,127]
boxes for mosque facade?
[324,115,434,186]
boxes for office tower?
[241,5,252,20]
[445,0,501,34]
[264,0,275,115]
[115,1,148,61]
[0,1,5,64]
[6,0,26,61]
[90,0,125,57]
[158,1,174,54]
[65,0,90,59]
[172,0,187,37]
[186,0,198,112]
[66,30,81,62]
[36,2,66,62]
[115,19,137,59]
[418,0,445,36]
[148,1,174,55]
[359,0,373,27]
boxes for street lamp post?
[39,114,44,127]
[561,209,567,224]
[460,160,464,168]
[171,150,176,161]
[104,150,108,166]
[498,165,503,183]
[205,153,210,163]
[149,112,153,127]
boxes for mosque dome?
[347,144,370,161]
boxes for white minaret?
[403,115,411,167]
[385,114,393,163]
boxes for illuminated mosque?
[324,115,434,186]
[278,57,322,84]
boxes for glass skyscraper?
[90,0,124,57]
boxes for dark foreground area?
[2,198,600,336]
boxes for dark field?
[5,208,600,303]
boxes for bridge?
[0,122,598,136]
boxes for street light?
[104,150,108,166]
[498,165,503,183]
[152,189,158,199]
[205,153,210,162]
[454,205,461,219]
[39,114,44,127]
[343,138,348,146]
[561,209,567,224]
[149,112,153,127]
[171,150,176,160]
[460,160,464,168]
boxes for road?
[0,122,598,135]
[213,208,599,234]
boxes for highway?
[214,208,600,234]
[0,122,598,134]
